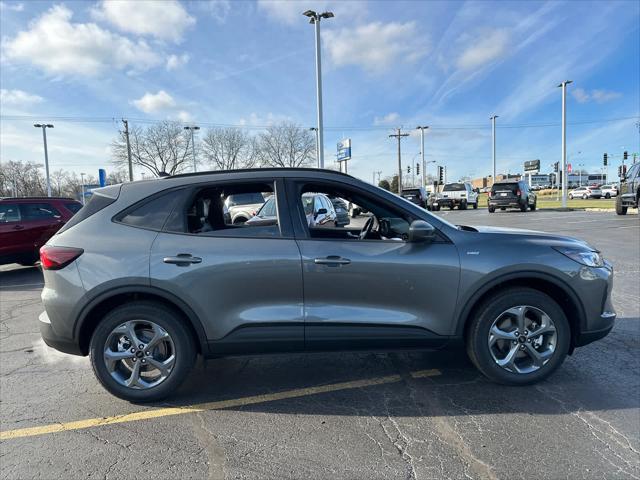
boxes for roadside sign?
[524,160,540,172]
[98,169,107,187]
[337,138,351,162]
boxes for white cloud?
[323,22,428,73]
[2,5,162,77]
[238,112,291,126]
[456,30,509,70]
[373,113,400,126]
[198,0,231,23]
[166,53,190,71]
[0,89,43,106]
[0,1,24,11]
[92,0,195,43]
[176,110,194,123]
[573,88,622,104]
[132,90,176,113]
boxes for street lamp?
[309,127,320,167]
[416,126,429,188]
[490,115,498,184]
[80,172,86,205]
[558,80,572,208]
[183,125,200,172]
[303,9,334,169]
[34,123,54,196]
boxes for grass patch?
[475,194,615,210]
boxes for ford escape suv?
[39,169,615,402]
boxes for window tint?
[20,203,60,220]
[492,183,518,193]
[64,202,82,214]
[0,204,21,223]
[443,183,465,192]
[168,182,279,238]
[118,189,184,231]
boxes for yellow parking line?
[0,370,440,441]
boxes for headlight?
[553,247,604,267]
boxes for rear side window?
[443,183,465,192]
[64,202,82,214]
[0,203,21,222]
[20,203,60,220]
[116,189,185,231]
[492,183,519,193]
[57,184,121,234]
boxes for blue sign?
[98,169,107,187]
[337,138,351,162]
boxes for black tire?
[460,200,467,210]
[488,206,495,213]
[530,200,537,211]
[500,207,506,211]
[466,288,570,385]
[434,205,440,211]
[473,202,478,209]
[582,194,588,200]
[90,301,196,402]
[605,193,611,199]
[615,196,627,215]
[520,202,528,212]
[233,216,247,224]
[449,204,454,210]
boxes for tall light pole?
[184,126,200,172]
[416,126,429,188]
[80,173,86,205]
[34,123,54,196]
[490,115,498,185]
[310,127,319,168]
[558,80,572,208]
[303,10,334,169]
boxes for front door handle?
[163,254,202,266]
[314,255,351,266]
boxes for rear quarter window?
[63,202,82,214]
[116,189,186,231]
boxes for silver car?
[39,168,615,401]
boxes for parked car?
[38,168,615,401]
[302,192,338,227]
[428,182,479,210]
[616,163,640,215]
[328,196,350,226]
[400,187,428,208]
[599,185,618,199]
[488,180,537,213]
[569,186,602,200]
[224,192,265,224]
[0,197,82,266]
[245,196,277,226]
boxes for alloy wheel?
[488,305,557,374]
[103,320,176,389]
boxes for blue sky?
[1,0,638,183]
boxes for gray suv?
[39,168,615,402]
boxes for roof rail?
[167,167,353,180]
[0,196,77,201]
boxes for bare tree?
[256,122,315,168]
[107,170,128,185]
[112,121,194,177]
[202,128,258,171]
[50,169,68,196]
[0,161,46,197]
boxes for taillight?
[488,191,493,197]
[40,246,83,270]
[516,189,522,196]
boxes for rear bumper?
[39,311,83,356]
[488,199,523,208]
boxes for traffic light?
[618,165,627,178]
[407,165,411,174]
[623,151,628,161]
[553,161,559,172]
[603,153,608,166]
[416,163,420,175]
[437,166,444,184]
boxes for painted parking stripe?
[0,370,440,441]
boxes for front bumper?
[39,311,83,356]
[574,261,616,347]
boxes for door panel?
[297,239,461,349]
[0,203,23,257]
[150,233,304,351]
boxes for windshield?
[443,183,465,192]
[227,192,265,206]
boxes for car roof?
[168,167,352,180]
[0,196,78,202]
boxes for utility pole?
[122,119,133,182]
[389,128,409,193]
[490,115,498,185]
[34,123,54,196]
[303,10,334,169]
[558,80,572,208]
[80,173,86,205]
[375,170,382,185]
[310,127,319,167]
[416,126,429,188]
[184,126,200,172]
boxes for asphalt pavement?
[1,210,638,480]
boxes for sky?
[0,0,638,184]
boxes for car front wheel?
[90,301,196,402]
[466,288,570,385]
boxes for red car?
[0,197,82,266]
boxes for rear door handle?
[13,225,24,230]
[163,254,202,266]
[314,255,351,266]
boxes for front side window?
[20,203,60,220]
[167,182,280,238]
[0,204,21,223]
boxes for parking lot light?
[34,123,54,197]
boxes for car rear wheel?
[582,194,588,200]
[466,288,570,385]
[90,301,196,402]
[520,202,528,212]
[605,193,611,199]
[530,200,537,211]
[473,202,478,209]
[488,206,495,213]
[460,200,467,210]
[616,196,627,215]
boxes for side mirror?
[408,220,436,243]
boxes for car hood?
[459,225,595,250]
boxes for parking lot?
[1,210,638,479]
